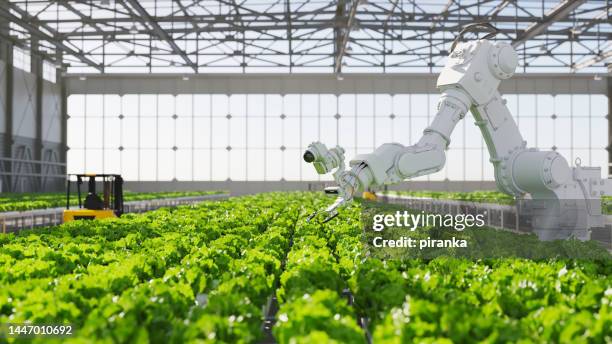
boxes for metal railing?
[0,157,66,192]
[0,193,229,233]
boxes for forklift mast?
[113,175,124,216]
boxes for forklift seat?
[84,192,105,210]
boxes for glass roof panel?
[1,0,609,74]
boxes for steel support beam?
[608,76,612,177]
[2,1,609,73]
[0,30,62,68]
[64,73,608,96]
[59,49,68,174]
[333,1,345,74]
[1,36,13,191]
[46,23,611,38]
[124,0,198,72]
[27,12,608,26]
[572,49,612,72]
[334,0,359,75]
[570,6,611,36]
[489,0,512,18]
[32,38,43,187]
[512,0,587,48]
[286,0,293,72]
[0,5,102,72]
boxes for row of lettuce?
[0,192,367,343]
[275,196,611,343]
[354,258,611,342]
[0,192,609,343]
[273,196,365,342]
[0,191,224,212]
[0,193,298,342]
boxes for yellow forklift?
[63,174,124,222]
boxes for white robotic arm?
[350,89,470,188]
[305,28,609,240]
[303,90,471,223]
[303,36,497,222]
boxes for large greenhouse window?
[42,60,57,83]
[12,47,31,73]
[67,93,609,181]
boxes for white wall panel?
[42,80,62,143]
[12,68,36,138]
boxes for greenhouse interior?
[0,0,610,343]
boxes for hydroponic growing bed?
[0,192,609,343]
[0,191,224,213]
[384,190,612,215]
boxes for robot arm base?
[511,150,609,241]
